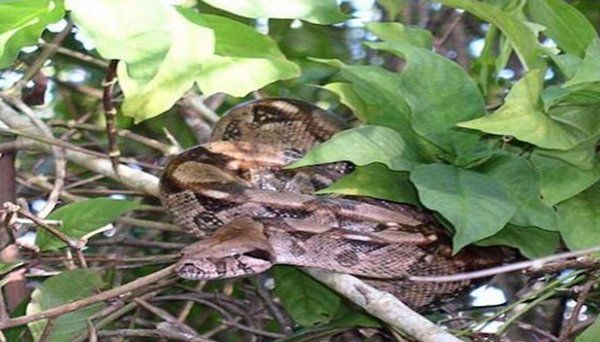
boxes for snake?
[159,98,508,311]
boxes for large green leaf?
[530,153,600,205]
[178,10,300,97]
[527,0,597,57]
[564,39,600,88]
[367,41,485,158]
[459,70,588,150]
[477,153,558,230]
[0,0,64,68]
[273,266,341,326]
[36,198,144,250]
[319,163,419,205]
[199,0,348,24]
[291,125,422,171]
[410,163,517,251]
[438,0,545,70]
[67,0,299,122]
[67,0,214,121]
[27,269,105,342]
[477,224,560,259]
[557,182,600,251]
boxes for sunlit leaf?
[410,163,516,251]
[199,0,348,24]
[27,269,104,342]
[273,266,341,326]
[458,70,588,150]
[36,198,144,250]
[0,0,64,68]
[576,316,600,342]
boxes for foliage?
[1,0,600,340]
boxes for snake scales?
[159,98,508,311]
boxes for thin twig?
[0,264,177,329]
[102,60,121,175]
[558,275,597,341]
[409,246,600,283]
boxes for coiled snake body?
[160,98,506,311]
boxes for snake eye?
[242,249,272,261]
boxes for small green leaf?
[438,0,545,70]
[291,125,421,171]
[576,316,600,342]
[564,39,600,88]
[273,266,341,326]
[410,164,517,251]
[530,153,600,205]
[527,0,597,57]
[36,198,144,250]
[477,225,560,259]
[477,153,558,230]
[366,22,432,49]
[322,82,369,122]
[458,70,588,150]
[0,261,23,276]
[199,0,349,24]
[557,181,600,251]
[319,163,419,205]
[0,0,65,68]
[27,269,105,342]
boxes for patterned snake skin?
[159,98,508,311]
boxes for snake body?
[160,98,507,310]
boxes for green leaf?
[438,0,546,70]
[535,137,598,170]
[477,153,558,230]
[291,125,422,171]
[273,266,341,326]
[322,82,369,122]
[0,0,65,68]
[36,198,144,250]
[366,22,432,49]
[410,164,517,251]
[576,316,600,342]
[564,39,600,88]
[179,10,300,97]
[0,261,23,276]
[67,0,215,121]
[477,224,560,259]
[318,163,419,205]
[557,181,600,251]
[67,1,299,122]
[199,0,349,24]
[376,0,407,20]
[527,0,597,57]
[27,269,105,342]
[530,153,600,205]
[366,41,486,158]
[459,70,588,150]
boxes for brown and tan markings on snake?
[159,98,509,311]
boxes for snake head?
[177,217,275,280]
[177,249,274,280]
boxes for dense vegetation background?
[1,0,600,341]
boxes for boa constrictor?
[160,98,507,310]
